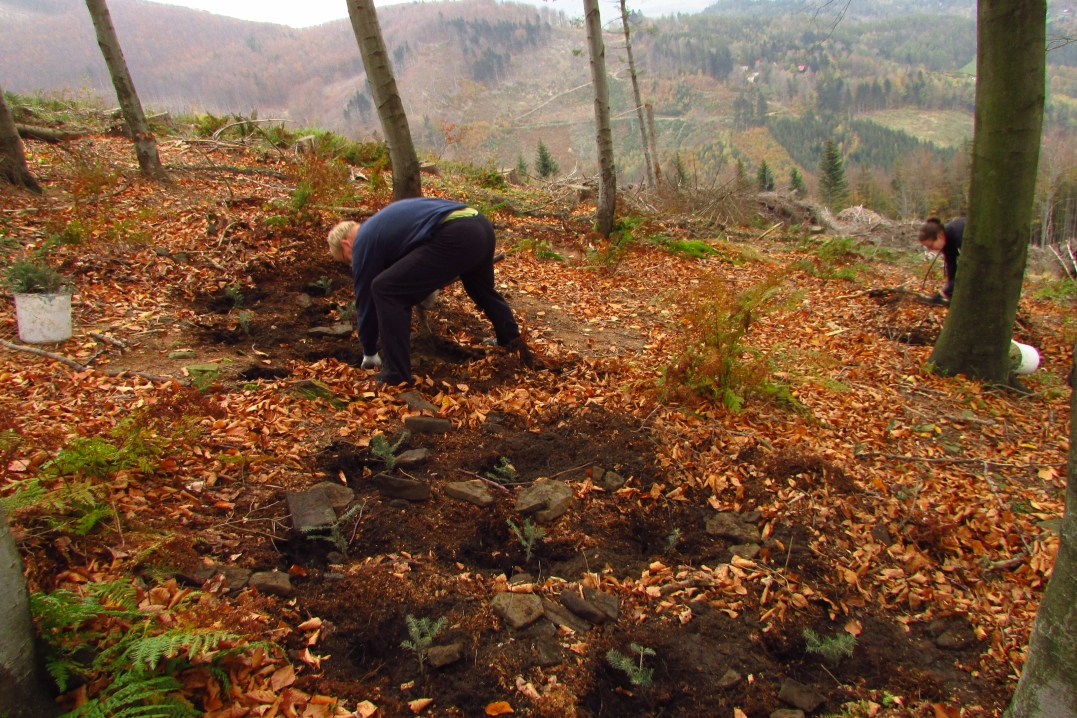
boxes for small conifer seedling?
[401,614,447,673]
[607,643,656,688]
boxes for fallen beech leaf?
[734,709,749,718]
[355,701,378,718]
[730,555,756,569]
[845,619,863,636]
[933,703,959,718]
[298,648,328,670]
[515,677,541,700]
[485,702,514,716]
[270,664,295,691]
[568,642,588,655]
[297,617,322,631]
[408,698,433,714]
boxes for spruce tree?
[535,141,559,178]
[735,158,748,187]
[672,152,689,186]
[756,159,775,191]
[818,138,848,209]
[789,167,806,197]
[515,153,529,180]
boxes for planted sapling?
[803,628,857,663]
[607,643,655,689]
[370,431,410,471]
[485,456,519,484]
[507,518,545,562]
[401,614,447,673]
[312,275,334,296]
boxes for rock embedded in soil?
[372,473,430,501]
[296,293,312,308]
[250,571,295,598]
[307,322,354,337]
[509,573,533,585]
[936,625,977,650]
[532,636,563,667]
[395,448,430,469]
[492,592,544,630]
[427,643,463,668]
[741,510,762,523]
[310,481,355,511]
[717,669,742,689]
[705,512,762,544]
[778,678,825,713]
[729,544,761,560]
[404,416,453,434]
[168,350,197,359]
[771,711,806,718]
[218,566,251,592]
[515,480,574,523]
[326,551,345,564]
[560,589,608,624]
[597,470,625,491]
[399,390,439,413]
[582,587,619,621]
[443,480,494,507]
[286,488,337,532]
[540,598,592,634]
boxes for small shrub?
[507,518,545,562]
[6,261,67,294]
[401,615,447,673]
[224,282,244,308]
[485,457,519,484]
[237,310,254,336]
[370,431,410,471]
[312,276,334,296]
[803,628,856,663]
[606,643,655,688]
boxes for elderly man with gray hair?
[327,197,532,386]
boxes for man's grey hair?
[327,221,359,259]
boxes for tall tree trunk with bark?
[584,0,616,238]
[1,504,56,717]
[928,0,1045,382]
[0,85,42,194]
[1007,351,1077,717]
[84,0,168,182]
[645,103,660,184]
[618,0,653,189]
[346,0,422,201]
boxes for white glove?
[361,353,382,369]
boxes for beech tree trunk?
[84,0,168,182]
[618,0,653,189]
[584,0,616,238]
[346,0,422,201]
[0,85,43,194]
[0,504,56,717]
[928,0,1045,382]
[1007,351,1077,717]
[645,103,660,184]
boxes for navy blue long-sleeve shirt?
[941,217,965,298]
[351,197,466,355]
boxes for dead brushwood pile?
[1,106,1074,718]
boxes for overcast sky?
[143,0,715,28]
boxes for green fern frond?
[1,477,46,512]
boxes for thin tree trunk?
[346,0,422,201]
[0,85,43,194]
[1007,350,1077,717]
[618,0,653,189]
[584,0,616,238]
[84,0,168,182]
[928,0,1045,382]
[0,504,56,717]
[645,103,660,185]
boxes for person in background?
[918,216,965,303]
[326,197,535,386]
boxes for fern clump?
[607,643,655,689]
[401,614,447,673]
[370,431,409,471]
[803,628,857,664]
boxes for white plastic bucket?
[1010,340,1040,375]
[14,292,72,343]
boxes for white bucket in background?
[1010,340,1040,375]
[14,292,72,343]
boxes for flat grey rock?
[729,544,761,560]
[307,322,354,337]
[771,711,806,718]
[516,480,574,523]
[540,598,592,634]
[560,590,608,624]
[597,470,625,491]
[168,350,197,360]
[444,480,494,507]
[296,293,312,308]
[399,390,439,413]
[583,587,619,621]
[532,636,563,667]
[741,510,762,523]
[372,473,430,501]
[404,416,452,434]
[395,448,430,469]
[705,512,761,544]
[509,573,533,585]
[286,489,336,533]
[326,551,345,564]
[778,678,825,713]
[492,592,543,630]
[218,566,251,592]
[717,669,742,689]
[310,481,355,511]
[249,571,294,598]
[427,643,463,668]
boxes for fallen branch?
[0,339,182,384]
[455,470,512,493]
[16,124,83,143]
[89,331,127,349]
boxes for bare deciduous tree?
[584,0,616,237]
[0,85,42,194]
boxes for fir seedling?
[401,614,447,673]
[507,518,545,562]
[370,431,410,471]
[485,457,519,484]
[664,527,682,554]
[514,153,529,180]
[224,282,244,308]
[6,261,67,294]
[803,628,856,663]
[312,275,334,296]
[237,310,253,336]
[302,501,365,555]
[606,643,655,688]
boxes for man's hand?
[361,353,382,369]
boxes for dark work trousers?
[370,213,520,384]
